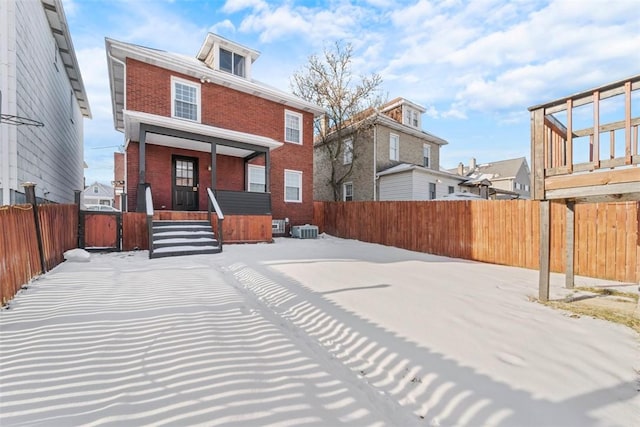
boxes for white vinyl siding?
[389,133,399,161]
[11,0,85,203]
[171,77,200,122]
[285,110,302,144]
[248,165,265,192]
[380,170,463,201]
[284,169,302,202]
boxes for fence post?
[74,190,82,248]
[23,182,46,273]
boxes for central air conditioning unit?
[291,224,318,239]
[272,219,286,236]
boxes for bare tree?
[291,42,383,201]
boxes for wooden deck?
[530,74,640,203]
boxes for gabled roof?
[83,182,113,198]
[105,36,325,132]
[42,0,91,118]
[449,157,528,180]
[377,162,465,180]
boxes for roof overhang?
[197,33,260,64]
[123,110,283,157]
[106,38,325,132]
[42,0,91,118]
[377,163,466,180]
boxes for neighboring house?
[314,98,450,201]
[450,157,531,199]
[377,163,466,201]
[83,181,115,207]
[0,0,91,205]
[113,152,125,210]
[105,34,324,225]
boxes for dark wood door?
[172,156,198,211]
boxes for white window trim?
[389,133,399,161]
[343,182,353,201]
[171,76,201,123]
[284,169,303,203]
[284,110,303,144]
[247,164,266,193]
[343,138,353,165]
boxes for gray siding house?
[0,0,90,205]
[314,98,451,201]
[450,157,531,199]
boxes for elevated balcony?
[529,75,640,203]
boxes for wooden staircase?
[150,220,221,258]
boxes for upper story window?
[423,144,431,168]
[171,77,201,122]
[248,165,266,192]
[343,139,353,164]
[389,133,399,161]
[93,186,99,193]
[404,107,420,128]
[219,48,245,77]
[285,110,302,144]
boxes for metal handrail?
[207,188,224,251]
[145,186,154,258]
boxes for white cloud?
[222,0,268,14]
[209,19,236,35]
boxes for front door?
[172,156,198,211]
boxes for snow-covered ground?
[1,235,638,426]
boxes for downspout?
[373,122,377,201]
[108,52,127,208]
[107,52,127,121]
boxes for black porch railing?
[216,190,271,215]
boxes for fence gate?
[79,211,122,251]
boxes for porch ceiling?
[123,110,282,157]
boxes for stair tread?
[154,245,220,253]
[154,237,216,244]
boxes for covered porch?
[122,110,280,216]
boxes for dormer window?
[220,48,245,77]
[404,107,420,128]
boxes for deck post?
[136,124,148,212]
[74,190,82,248]
[565,201,575,289]
[539,200,551,301]
[210,142,216,193]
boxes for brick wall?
[125,59,315,224]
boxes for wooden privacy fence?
[1,203,77,304]
[314,200,640,283]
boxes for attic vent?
[291,224,318,239]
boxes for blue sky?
[62,0,640,185]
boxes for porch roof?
[123,110,283,156]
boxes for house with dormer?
[105,33,324,229]
[314,98,460,201]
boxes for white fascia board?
[123,110,283,150]
[106,38,325,120]
[375,114,448,145]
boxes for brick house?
[314,98,457,201]
[105,34,324,228]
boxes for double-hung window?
[248,165,266,192]
[343,182,353,201]
[389,133,399,161]
[429,182,436,200]
[171,77,200,122]
[284,170,302,202]
[285,110,302,144]
[219,48,245,77]
[423,144,431,168]
[343,138,353,164]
